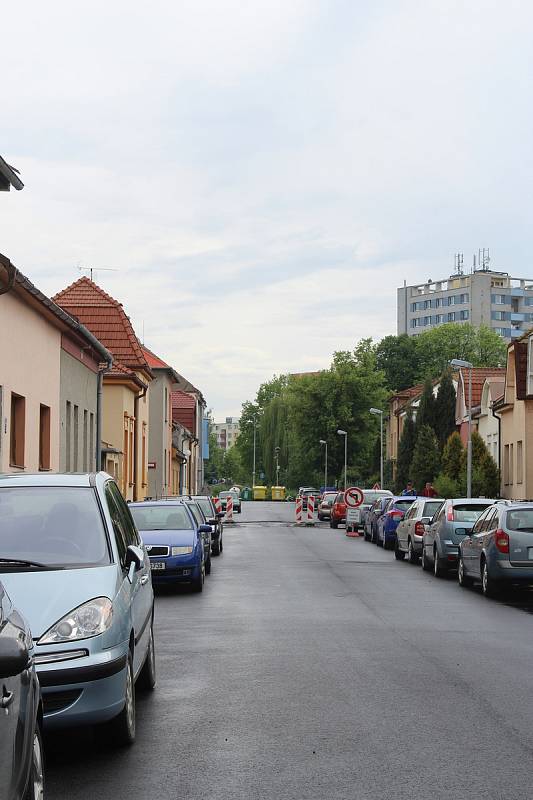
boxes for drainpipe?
[491,404,502,474]
[133,384,148,501]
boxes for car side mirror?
[199,524,212,534]
[217,512,225,519]
[208,518,217,526]
[125,544,143,572]
[0,637,30,679]
[420,517,431,525]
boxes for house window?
[73,405,79,472]
[142,423,147,487]
[504,445,510,485]
[448,312,456,322]
[39,404,51,470]
[527,336,533,396]
[460,310,469,320]
[510,443,514,484]
[10,393,25,468]
[492,294,509,305]
[123,415,129,491]
[517,441,523,484]
[66,401,71,471]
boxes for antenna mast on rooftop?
[454,253,464,275]
[77,265,119,282]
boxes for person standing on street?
[401,481,417,496]
[421,481,438,497]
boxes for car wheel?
[433,549,447,578]
[24,724,45,800]
[205,556,211,576]
[407,539,419,564]
[458,555,473,588]
[219,536,223,553]
[330,520,339,529]
[421,546,430,571]
[394,541,405,561]
[105,652,136,746]
[481,559,499,598]
[193,564,204,592]
[212,542,221,556]
[382,537,390,551]
[137,623,156,691]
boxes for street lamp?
[274,446,280,487]
[450,358,473,498]
[252,416,258,488]
[337,429,347,490]
[369,408,384,489]
[319,439,328,491]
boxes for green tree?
[460,431,500,497]
[481,451,500,497]
[222,445,245,484]
[410,425,441,491]
[434,370,457,446]
[434,473,460,498]
[415,323,506,379]
[395,410,416,493]
[415,378,437,434]
[442,432,464,481]
[375,334,420,391]
[204,430,224,483]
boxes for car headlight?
[38,597,113,645]
[171,546,194,556]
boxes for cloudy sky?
[2,1,533,417]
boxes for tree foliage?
[375,334,420,391]
[395,410,416,493]
[415,379,437,434]
[434,370,457,447]
[409,425,441,491]
[441,432,464,481]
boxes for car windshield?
[506,509,533,531]
[0,487,111,569]
[220,492,238,500]
[194,498,214,517]
[323,494,336,505]
[453,503,492,522]
[423,501,443,518]
[130,505,193,531]
[302,489,319,496]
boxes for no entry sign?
[345,486,364,508]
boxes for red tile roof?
[53,277,151,377]
[171,390,196,410]
[461,368,506,407]
[141,345,170,370]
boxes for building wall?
[101,383,136,499]
[59,349,98,472]
[134,372,150,502]
[147,371,173,498]
[0,290,61,473]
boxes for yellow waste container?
[271,486,286,501]
[253,485,267,501]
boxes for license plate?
[150,561,166,571]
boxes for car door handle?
[1,690,14,709]
[140,575,149,585]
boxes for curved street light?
[337,429,347,490]
[369,408,384,489]
[450,359,473,498]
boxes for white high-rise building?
[212,417,240,451]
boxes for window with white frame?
[528,335,533,396]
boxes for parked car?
[457,501,533,597]
[0,580,44,800]
[0,472,155,744]
[193,495,225,555]
[375,496,417,549]
[394,496,444,563]
[330,491,347,528]
[298,488,320,511]
[219,490,242,514]
[364,496,393,543]
[130,500,211,591]
[358,490,393,532]
[318,492,337,521]
[183,499,213,574]
[422,498,496,576]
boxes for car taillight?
[495,529,509,554]
[388,510,403,519]
[415,521,425,536]
[447,503,454,522]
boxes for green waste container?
[241,487,252,501]
[253,485,267,501]
[271,486,286,501]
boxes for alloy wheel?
[31,729,45,800]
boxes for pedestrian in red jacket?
[421,481,438,497]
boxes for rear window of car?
[323,493,336,505]
[130,505,192,531]
[394,499,415,511]
[506,509,533,531]
[453,503,492,522]
[194,498,214,517]
[363,491,390,504]
[423,501,443,518]
[0,486,111,568]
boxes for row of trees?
[210,322,506,491]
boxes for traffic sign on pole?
[344,486,364,508]
[372,482,381,490]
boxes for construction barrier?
[226,494,234,523]
[295,496,303,524]
[306,495,315,525]
[213,496,221,514]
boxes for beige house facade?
[498,334,533,500]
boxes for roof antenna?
[77,265,119,282]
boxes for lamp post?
[369,408,384,489]
[252,416,257,488]
[450,358,473,498]
[274,446,280,486]
[319,439,328,491]
[337,429,347,490]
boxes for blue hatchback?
[376,496,417,549]
[129,501,210,592]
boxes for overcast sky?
[2,1,533,417]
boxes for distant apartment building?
[398,267,533,342]
[212,417,240,451]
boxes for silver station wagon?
[0,472,155,745]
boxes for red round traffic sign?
[345,486,364,508]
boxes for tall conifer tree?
[395,410,416,493]
[435,370,457,447]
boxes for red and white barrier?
[295,496,303,524]
[226,494,234,522]
[213,496,222,514]
[307,495,315,525]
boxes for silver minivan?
[395,497,444,563]
[422,498,496,576]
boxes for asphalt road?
[46,502,533,800]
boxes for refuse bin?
[241,487,252,501]
[271,486,286,501]
[253,485,267,501]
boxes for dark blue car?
[376,496,417,549]
[129,501,210,592]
